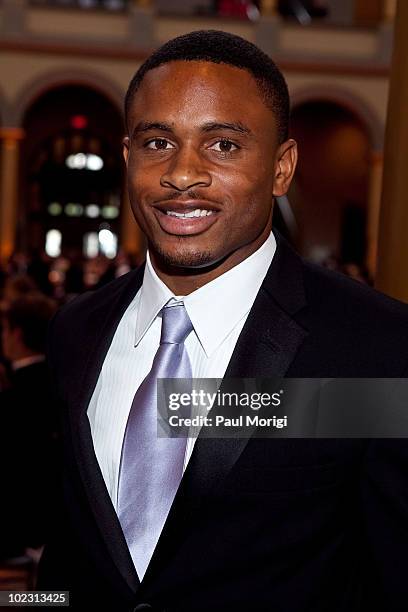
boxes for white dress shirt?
[88,232,276,508]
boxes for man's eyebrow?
[132,121,174,137]
[200,122,252,136]
[131,120,252,138]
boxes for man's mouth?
[152,200,219,235]
[165,209,214,218]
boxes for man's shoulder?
[54,267,143,328]
[292,259,408,376]
[270,234,408,329]
[13,360,48,383]
[48,266,144,364]
[302,259,408,326]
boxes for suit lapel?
[185,233,309,498]
[142,234,309,581]
[68,266,145,593]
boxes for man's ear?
[273,139,298,197]
[123,136,130,165]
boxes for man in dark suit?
[37,31,408,611]
[0,293,59,558]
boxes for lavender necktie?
[117,302,193,579]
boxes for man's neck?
[150,227,272,295]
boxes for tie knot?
[160,303,193,345]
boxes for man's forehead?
[136,60,260,96]
[128,60,270,123]
[145,58,250,75]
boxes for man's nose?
[160,147,211,191]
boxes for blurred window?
[83,229,118,259]
[83,232,99,258]
[48,202,63,216]
[155,1,260,19]
[45,230,62,258]
[278,0,328,24]
[85,205,100,219]
[98,228,118,259]
[22,86,123,259]
[155,1,217,16]
[29,0,128,11]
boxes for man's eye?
[209,139,239,153]
[145,138,174,150]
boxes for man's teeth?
[166,209,213,218]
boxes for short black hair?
[125,30,290,143]
[4,294,57,354]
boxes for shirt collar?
[135,232,276,357]
[134,253,175,346]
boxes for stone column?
[129,0,154,49]
[260,0,278,15]
[354,0,383,26]
[0,127,24,263]
[383,0,397,21]
[256,0,280,56]
[375,0,408,302]
[0,0,26,37]
[377,0,396,64]
[366,151,383,280]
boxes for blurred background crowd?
[0,0,406,589]
[0,247,140,579]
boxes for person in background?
[1,275,38,308]
[0,275,40,393]
[27,249,53,297]
[0,294,59,560]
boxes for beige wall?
[280,25,379,59]
[288,73,388,149]
[155,16,254,43]
[0,7,392,262]
[0,51,140,123]
[0,51,389,137]
[0,3,392,130]
[27,7,129,40]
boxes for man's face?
[124,60,297,271]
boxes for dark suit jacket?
[0,361,61,557]
[36,235,408,611]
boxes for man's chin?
[152,244,222,271]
